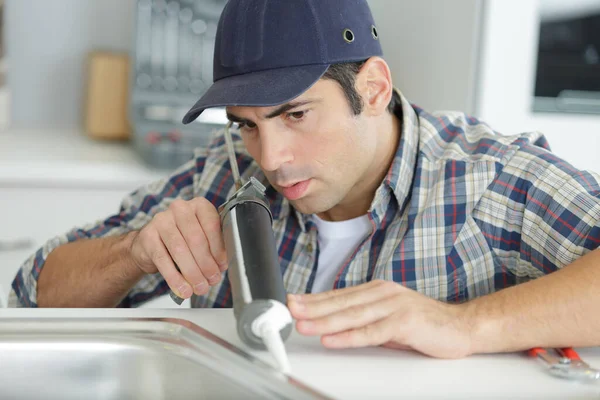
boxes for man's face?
[226,79,378,216]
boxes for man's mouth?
[279,181,304,188]
[279,179,312,200]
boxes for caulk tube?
[220,179,293,354]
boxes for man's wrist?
[115,231,146,282]
[461,297,506,355]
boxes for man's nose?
[259,125,293,172]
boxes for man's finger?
[147,232,193,299]
[381,343,413,351]
[295,296,399,336]
[172,201,221,287]
[193,198,228,270]
[292,279,388,303]
[289,281,399,320]
[158,216,208,295]
[321,318,393,349]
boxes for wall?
[477,0,600,174]
[367,0,482,114]
[4,0,135,129]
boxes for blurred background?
[0,0,598,307]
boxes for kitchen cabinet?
[0,186,128,306]
[0,128,186,308]
[0,186,186,308]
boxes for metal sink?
[0,318,331,400]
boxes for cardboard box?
[84,51,131,140]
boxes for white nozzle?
[251,300,293,374]
[262,327,292,374]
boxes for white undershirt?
[310,214,372,293]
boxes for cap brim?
[182,64,329,124]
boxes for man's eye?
[287,111,306,121]
[236,121,257,130]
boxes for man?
[10,0,600,359]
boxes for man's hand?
[287,280,473,359]
[130,197,228,300]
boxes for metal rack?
[129,0,228,169]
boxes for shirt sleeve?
[8,155,202,308]
[484,140,600,281]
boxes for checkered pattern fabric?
[10,91,600,307]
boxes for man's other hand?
[288,280,473,359]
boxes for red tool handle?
[528,347,546,358]
[558,348,581,360]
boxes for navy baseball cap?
[182,0,383,124]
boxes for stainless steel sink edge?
[0,317,335,400]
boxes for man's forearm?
[465,248,600,354]
[37,232,145,307]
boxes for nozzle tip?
[262,328,292,374]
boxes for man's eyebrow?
[264,100,316,119]
[226,99,319,124]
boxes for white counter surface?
[0,128,166,189]
[1,308,599,399]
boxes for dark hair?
[322,59,399,115]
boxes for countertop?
[0,128,167,189]
[1,308,599,399]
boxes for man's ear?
[356,57,393,117]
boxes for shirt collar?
[376,89,420,215]
[267,89,420,231]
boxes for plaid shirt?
[9,92,600,308]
